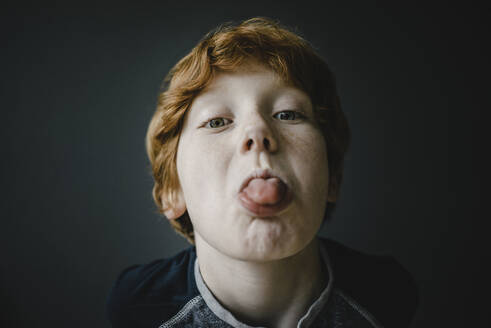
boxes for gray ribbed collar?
[194,241,334,328]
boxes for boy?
[107,17,418,328]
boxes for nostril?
[245,137,273,151]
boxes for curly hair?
[146,17,350,244]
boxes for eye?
[205,117,232,128]
[274,110,304,121]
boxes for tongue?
[242,178,286,205]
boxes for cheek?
[281,123,326,153]
[176,135,230,202]
[282,127,329,198]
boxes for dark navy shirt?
[106,238,418,327]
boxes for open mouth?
[238,172,293,217]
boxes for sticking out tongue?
[242,177,286,205]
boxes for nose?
[240,116,278,154]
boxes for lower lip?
[238,189,294,217]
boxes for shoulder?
[106,246,199,328]
[320,238,419,327]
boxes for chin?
[235,225,306,262]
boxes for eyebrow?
[189,83,312,120]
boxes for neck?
[195,236,327,328]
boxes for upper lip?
[238,168,287,193]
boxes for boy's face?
[175,64,331,261]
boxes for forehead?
[192,65,311,109]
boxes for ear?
[327,176,338,203]
[327,191,337,203]
[161,187,187,220]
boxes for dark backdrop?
[2,1,488,327]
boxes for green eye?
[274,111,302,121]
[207,118,229,128]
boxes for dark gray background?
[2,1,488,327]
